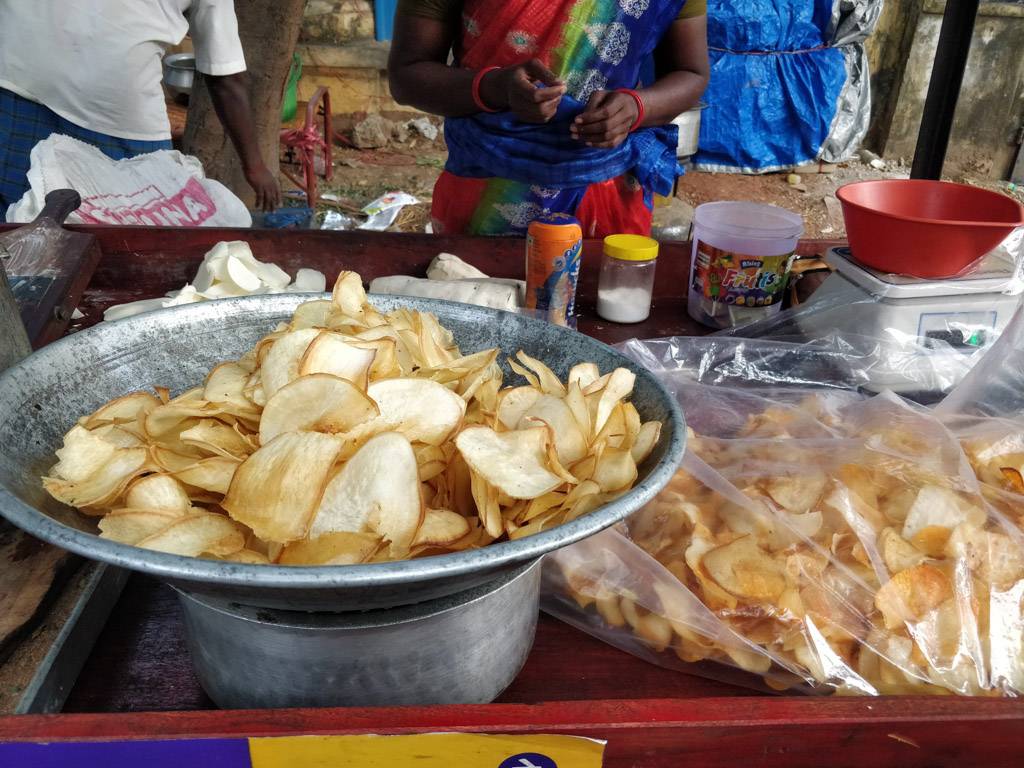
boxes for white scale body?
[797,247,1022,393]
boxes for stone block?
[301,0,375,45]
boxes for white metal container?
[162,52,195,98]
[177,561,541,709]
[672,104,706,158]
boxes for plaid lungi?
[0,87,172,218]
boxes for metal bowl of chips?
[0,293,685,612]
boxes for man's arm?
[205,72,281,211]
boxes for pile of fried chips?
[43,270,661,565]
[555,394,1024,696]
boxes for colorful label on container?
[691,240,795,307]
[525,233,583,326]
[250,734,605,767]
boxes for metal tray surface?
[0,294,685,611]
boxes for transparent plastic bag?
[543,307,1024,696]
[617,330,979,400]
[937,302,1024,419]
[705,238,1024,400]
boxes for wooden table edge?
[1,696,1022,741]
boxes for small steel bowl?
[0,294,685,612]
[177,561,541,709]
[163,52,195,98]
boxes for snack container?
[526,214,583,326]
[688,202,803,329]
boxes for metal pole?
[910,0,981,180]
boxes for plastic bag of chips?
[543,306,1024,696]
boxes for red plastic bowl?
[836,179,1024,278]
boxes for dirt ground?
[169,99,1024,238]
[278,118,1024,239]
[676,163,1024,239]
[299,142,446,234]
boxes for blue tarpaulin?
[706,0,833,50]
[694,0,859,173]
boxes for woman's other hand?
[479,59,566,123]
[571,90,640,148]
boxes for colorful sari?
[435,0,686,237]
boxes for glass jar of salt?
[596,234,658,323]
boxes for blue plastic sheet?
[707,0,834,51]
[696,47,848,172]
[374,0,398,41]
[695,0,852,173]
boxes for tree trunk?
[182,0,307,208]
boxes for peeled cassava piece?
[42,264,662,565]
[309,431,423,556]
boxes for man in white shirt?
[0,0,281,218]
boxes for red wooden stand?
[0,226,1020,766]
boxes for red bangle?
[616,88,645,132]
[472,66,501,113]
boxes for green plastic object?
[281,53,302,122]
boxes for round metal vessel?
[162,52,195,98]
[177,560,541,709]
[0,293,685,611]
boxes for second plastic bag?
[543,308,1024,696]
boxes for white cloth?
[0,0,246,141]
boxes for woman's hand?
[571,90,640,148]
[479,59,566,123]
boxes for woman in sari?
[388,0,708,237]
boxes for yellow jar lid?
[603,234,659,262]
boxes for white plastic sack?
[5,134,251,227]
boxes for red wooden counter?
[2,227,1023,767]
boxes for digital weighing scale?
[796,246,1022,394]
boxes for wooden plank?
[0,564,127,715]
[12,565,127,714]
[0,192,103,349]
[0,260,30,373]
[0,203,105,714]
[0,564,89,714]
[63,227,842,346]
[3,696,1024,767]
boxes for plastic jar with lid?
[687,201,804,329]
[596,234,659,323]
